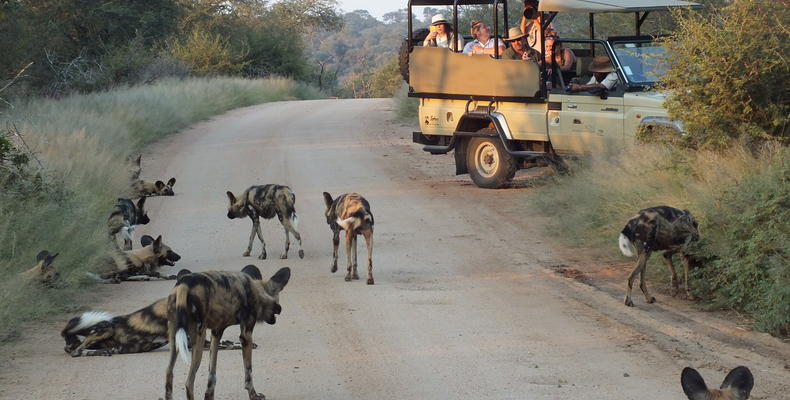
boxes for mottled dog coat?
[226,184,304,260]
[19,250,59,287]
[96,235,181,282]
[323,192,375,284]
[618,206,699,307]
[107,197,150,250]
[164,265,290,400]
[133,177,176,196]
[681,366,754,400]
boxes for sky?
[339,0,404,19]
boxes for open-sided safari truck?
[405,0,701,188]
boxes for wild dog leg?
[69,330,114,357]
[185,327,207,400]
[625,252,649,307]
[363,229,374,285]
[204,328,224,400]
[240,327,264,400]
[254,218,268,260]
[282,217,304,259]
[639,260,656,304]
[280,220,290,259]
[662,252,680,296]
[351,234,359,280]
[165,323,178,400]
[244,216,258,257]
[681,253,695,300]
[331,230,340,273]
[344,229,354,281]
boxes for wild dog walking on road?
[323,192,375,284]
[63,269,254,357]
[164,265,290,400]
[92,235,181,283]
[226,184,304,260]
[19,250,59,287]
[133,177,176,196]
[107,197,150,250]
[681,366,754,400]
[618,206,699,307]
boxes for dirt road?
[1,99,788,399]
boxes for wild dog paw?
[298,250,304,259]
[242,251,251,257]
[331,264,337,273]
[624,298,634,307]
[352,274,360,280]
[280,253,288,260]
[344,275,352,282]
[367,278,375,285]
[250,393,266,400]
[646,296,656,304]
[258,252,267,260]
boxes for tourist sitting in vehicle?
[544,35,575,72]
[569,56,619,92]
[423,13,464,51]
[520,0,557,52]
[463,21,505,56]
[500,27,540,63]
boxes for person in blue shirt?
[463,21,505,56]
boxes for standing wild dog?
[107,197,150,250]
[226,184,304,260]
[164,265,290,400]
[19,250,60,287]
[93,235,181,282]
[133,177,176,196]
[681,366,754,400]
[618,205,699,307]
[322,192,375,284]
[63,268,254,357]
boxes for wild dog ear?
[264,267,291,295]
[36,250,51,262]
[140,235,155,247]
[176,269,192,280]
[681,367,710,400]
[720,366,753,400]
[167,177,176,187]
[323,192,333,208]
[226,191,236,204]
[153,235,163,251]
[155,180,166,190]
[241,265,263,280]
[136,196,146,210]
[44,252,59,268]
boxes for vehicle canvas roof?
[408,0,702,12]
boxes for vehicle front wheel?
[466,135,517,189]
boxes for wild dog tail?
[336,216,360,231]
[291,212,299,228]
[618,222,635,257]
[62,311,113,335]
[173,284,192,365]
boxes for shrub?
[166,30,249,76]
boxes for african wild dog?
[164,265,290,400]
[323,192,375,284]
[681,366,754,400]
[107,197,150,250]
[62,268,255,357]
[92,235,181,283]
[133,177,176,197]
[226,185,304,260]
[618,206,699,307]
[19,250,60,287]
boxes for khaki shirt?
[501,46,540,63]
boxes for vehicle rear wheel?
[466,135,517,189]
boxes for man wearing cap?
[569,56,619,92]
[423,13,464,51]
[501,26,540,63]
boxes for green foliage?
[394,83,419,123]
[659,0,790,149]
[370,57,403,98]
[166,30,249,75]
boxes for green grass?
[533,143,790,336]
[393,83,418,124]
[0,77,322,342]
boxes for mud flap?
[454,137,468,175]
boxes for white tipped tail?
[175,329,190,364]
[69,311,113,333]
[336,217,359,231]
[619,233,634,257]
[291,213,299,228]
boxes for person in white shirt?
[423,14,464,51]
[569,56,619,92]
[463,21,505,56]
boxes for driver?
[569,56,618,92]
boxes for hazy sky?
[339,0,404,19]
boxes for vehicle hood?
[624,91,667,110]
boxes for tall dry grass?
[0,77,321,342]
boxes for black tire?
[399,29,430,83]
[466,133,517,189]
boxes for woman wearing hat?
[501,26,540,63]
[423,13,464,51]
[569,56,619,92]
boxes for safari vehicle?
[404,0,700,188]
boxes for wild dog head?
[681,366,754,400]
[226,190,250,219]
[21,250,60,286]
[140,235,181,266]
[155,178,177,196]
[241,265,289,325]
[127,154,142,181]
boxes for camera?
[523,0,539,19]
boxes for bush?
[659,0,789,149]
[394,83,418,123]
[166,30,249,76]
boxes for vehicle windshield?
[612,41,668,87]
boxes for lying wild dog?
[107,197,150,250]
[92,235,181,283]
[618,206,699,307]
[323,192,375,284]
[164,265,290,400]
[127,154,142,181]
[19,250,59,287]
[133,177,176,197]
[681,366,754,400]
[63,268,256,357]
[226,184,304,260]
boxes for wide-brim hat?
[589,56,615,73]
[504,26,527,41]
[431,13,448,26]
